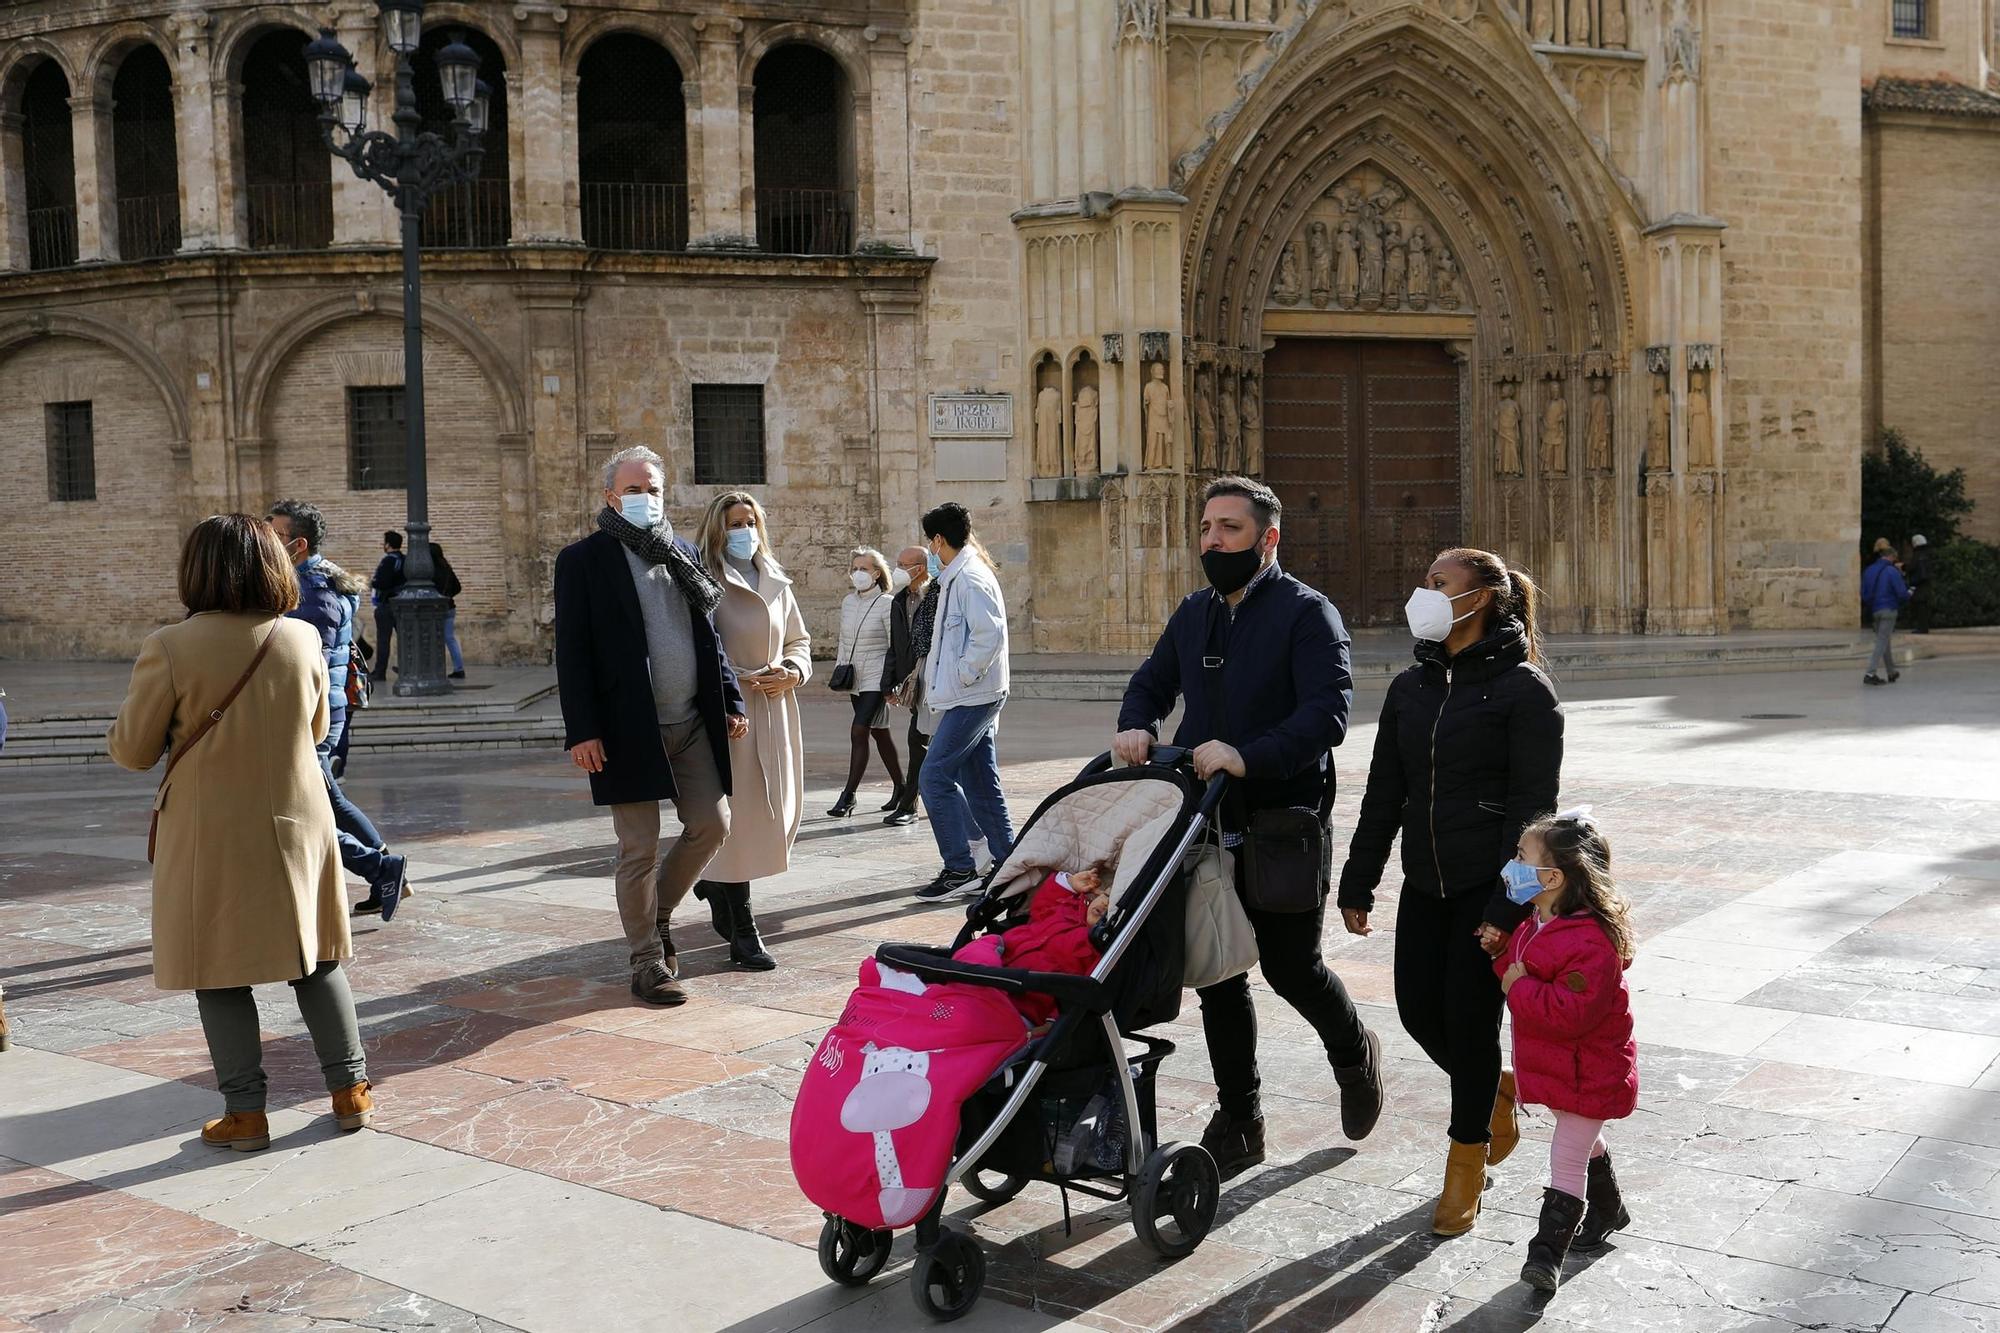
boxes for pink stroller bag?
[791,958,1030,1230]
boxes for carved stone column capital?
[511,4,569,30]
[1101,332,1125,363]
[1139,331,1172,362]
[1644,345,1673,375]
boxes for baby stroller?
[805,746,1229,1321]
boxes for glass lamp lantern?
[302,28,352,108]
[467,79,491,135]
[340,70,372,136]
[436,32,479,116]
[378,0,422,55]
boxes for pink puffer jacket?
[1495,912,1638,1121]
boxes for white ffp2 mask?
[1404,587,1480,642]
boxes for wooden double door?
[1261,338,1463,626]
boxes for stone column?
[513,5,571,243]
[69,92,116,261]
[689,17,749,247]
[1115,0,1167,193]
[519,276,582,647]
[169,286,234,529]
[861,27,913,251]
[1641,224,1725,633]
[861,284,924,542]
[171,11,223,251]
[332,2,395,247]
[0,112,29,269]
[213,78,248,249]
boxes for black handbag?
[827,590,883,693]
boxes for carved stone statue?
[1306,221,1333,309]
[1335,220,1360,307]
[1602,0,1628,48]
[1647,371,1671,467]
[1567,0,1590,46]
[1273,242,1303,305]
[1384,222,1408,309]
[1528,0,1557,42]
[1541,380,1568,474]
[1142,362,1175,472]
[1406,226,1432,309]
[1073,383,1100,477]
[1241,372,1263,474]
[1495,381,1523,475]
[1358,215,1385,308]
[1034,380,1064,478]
[1194,367,1218,471]
[1219,374,1241,472]
[1435,247,1461,309]
[1588,301,1604,349]
[1686,368,1714,468]
[1586,376,1612,471]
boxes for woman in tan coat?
[109,514,374,1151]
[690,492,811,970]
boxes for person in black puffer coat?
[1338,546,1563,1240]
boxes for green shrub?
[1860,428,1973,558]
[1927,539,2000,629]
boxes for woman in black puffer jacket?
[1338,546,1563,1240]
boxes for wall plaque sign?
[928,393,1013,438]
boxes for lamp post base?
[391,587,454,697]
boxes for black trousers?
[371,605,396,680]
[900,709,928,810]
[1198,893,1367,1120]
[1395,888,1505,1145]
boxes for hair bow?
[1555,805,1595,826]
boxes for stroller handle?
[1079,746,1229,819]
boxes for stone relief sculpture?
[1073,383,1100,476]
[1586,376,1612,471]
[1588,301,1604,350]
[1241,371,1263,475]
[1306,222,1333,309]
[1272,242,1303,305]
[1034,379,1064,478]
[1529,0,1557,43]
[1142,362,1175,472]
[1602,0,1628,47]
[1359,216,1384,308]
[1436,247,1461,309]
[1541,380,1568,474]
[1566,0,1590,46]
[1218,375,1241,472]
[1647,372,1672,467]
[1384,223,1408,309]
[1193,366,1218,471]
[1406,226,1432,309]
[1686,368,1714,468]
[1335,221,1360,306]
[1495,381,1523,475]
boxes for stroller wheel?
[961,1167,1029,1205]
[1132,1142,1221,1260]
[910,1230,985,1322]
[817,1216,893,1287]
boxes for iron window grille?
[112,46,182,260]
[752,45,853,255]
[347,386,408,491]
[22,62,78,270]
[692,384,767,485]
[578,34,689,252]
[1892,0,1929,37]
[45,401,96,502]
[414,27,511,249]
[242,30,333,251]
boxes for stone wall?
[1705,0,1869,627]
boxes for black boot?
[1520,1188,1586,1292]
[691,880,737,945]
[1331,1026,1385,1142]
[1573,1152,1632,1250]
[726,883,777,971]
[1199,1108,1266,1181]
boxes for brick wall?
[1706,0,1870,627]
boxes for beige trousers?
[608,718,730,972]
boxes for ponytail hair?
[1439,547,1545,667]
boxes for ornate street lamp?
[305,4,488,697]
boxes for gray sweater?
[623,548,700,725]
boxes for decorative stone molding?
[1685,342,1717,371]
[1644,344,1672,375]
[1101,332,1125,363]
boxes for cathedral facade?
[0,0,1993,659]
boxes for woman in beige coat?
[691,492,811,970]
[108,514,374,1152]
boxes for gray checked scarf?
[598,506,722,618]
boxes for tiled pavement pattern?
[3,659,1999,1332]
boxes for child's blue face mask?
[1501,859,1553,905]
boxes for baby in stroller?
[952,862,1112,1026]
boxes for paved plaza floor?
[4,657,2000,1332]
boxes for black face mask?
[1201,544,1263,596]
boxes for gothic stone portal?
[1263,338,1462,627]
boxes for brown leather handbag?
[148,628,279,864]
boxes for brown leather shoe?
[631,961,687,1007]
[202,1111,271,1153]
[1432,1139,1489,1236]
[1488,1069,1520,1166]
[331,1080,375,1131]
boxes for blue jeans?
[918,701,1014,875]
[443,609,464,673]
[321,707,391,885]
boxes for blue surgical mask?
[618,493,664,529]
[726,527,759,559]
[925,551,942,578]
[1501,859,1551,905]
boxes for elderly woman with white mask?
[828,546,903,818]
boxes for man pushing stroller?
[1115,475,1386,1177]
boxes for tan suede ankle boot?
[201,1111,271,1152]
[1431,1139,1488,1236]
[1488,1069,1520,1166]
[331,1080,374,1131]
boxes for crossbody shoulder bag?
[148,627,278,864]
[827,591,885,692]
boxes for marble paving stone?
[1721,1183,2000,1307]
[0,1048,221,1177]
[1630,935,1818,1004]
[457,1028,766,1105]
[1633,1046,1764,1104]
[1718,1062,2000,1150]
[1740,974,1875,1018]
[1884,1294,2000,1333]
[0,1162,254,1323]
[1658,1099,1918,1195]
[1625,992,1798,1058]
[1748,1013,2000,1088]
[977,1209,1274,1333]
[1481,1150,1783,1252]
[30,1237,519,1332]
[604,1001,826,1054]
[1844,988,2000,1038]
[646,1065,807,1140]
[1662,901,1879,955]
[437,975,663,1031]
[1873,1139,2000,1222]
[294,1168,873,1333]
[0,992,195,1054]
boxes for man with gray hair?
[555,446,747,1005]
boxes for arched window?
[752,44,853,255]
[111,46,180,260]
[415,27,509,248]
[21,61,77,269]
[578,34,687,252]
[240,29,331,250]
